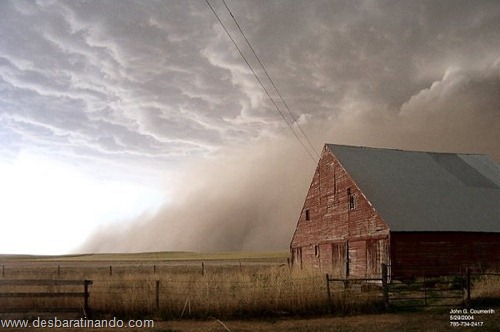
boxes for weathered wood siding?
[391,232,500,278]
[290,146,390,276]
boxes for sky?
[1,0,499,255]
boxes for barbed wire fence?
[1,262,499,319]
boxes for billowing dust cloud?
[79,137,315,253]
[79,68,500,253]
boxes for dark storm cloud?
[224,0,500,117]
[4,0,497,160]
[1,1,499,252]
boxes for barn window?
[305,209,310,221]
[348,188,356,210]
[314,245,320,258]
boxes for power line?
[220,0,320,160]
[204,0,316,163]
[204,0,319,163]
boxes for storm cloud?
[1,1,499,253]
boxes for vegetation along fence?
[326,264,500,311]
[0,263,327,318]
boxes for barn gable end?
[290,144,500,278]
[290,145,390,277]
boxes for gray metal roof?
[327,144,500,233]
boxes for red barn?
[290,144,500,279]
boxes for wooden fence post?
[84,280,93,318]
[201,262,205,276]
[109,266,113,277]
[155,280,160,310]
[57,265,61,278]
[342,278,349,311]
[325,273,332,313]
[382,263,389,309]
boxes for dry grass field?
[1,251,334,319]
[1,251,499,331]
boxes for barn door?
[366,238,389,277]
[366,239,380,277]
[331,242,347,277]
[348,240,367,277]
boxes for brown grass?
[0,259,381,319]
[1,254,499,320]
[89,265,331,319]
[473,274,500,298]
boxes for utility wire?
[204,0,319,163]
[221,0,320,160]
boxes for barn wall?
[290,146,390,276]
[391,232,500,278]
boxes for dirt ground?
[5,310,499,332]
[155,311,500,332]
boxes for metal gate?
[388,274,466,308]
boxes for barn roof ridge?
[326,143,486,157]
[324,143,500,233]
